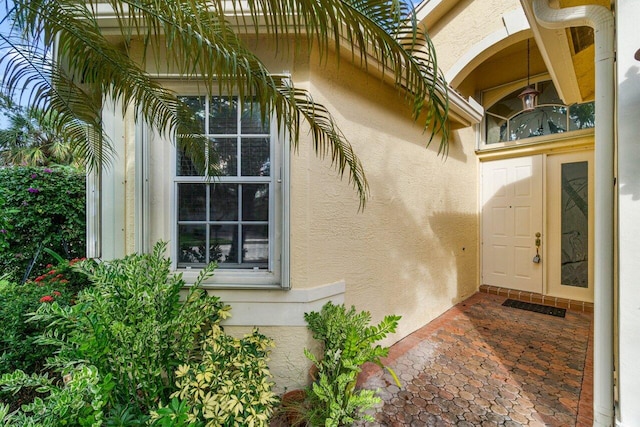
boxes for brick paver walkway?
[357,292,593,426]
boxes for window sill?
[183,280,347,326]
[178,267,284,289]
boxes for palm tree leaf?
[3,0,450,204]
[239,0,449,148]
[272,76,369,209]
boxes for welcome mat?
[502,299,566,318]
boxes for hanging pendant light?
[518,39,540,112]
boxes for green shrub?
[0,194,16,253]
[148,398,199,427]
[31,241,230,416]
[6,241,278,425]
[303,302,401,426]
[0,166,86,282]
[158,326,278,426]
[0,258,91,376]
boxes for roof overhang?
[520,0,583,104]
[448,90,484,129]
[91,1,484,128]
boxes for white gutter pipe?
[532,1,615,426]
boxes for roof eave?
[520,0,583,104]
[448,88,484,129]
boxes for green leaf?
[2,0,449,208]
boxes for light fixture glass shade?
[518,86,540,112]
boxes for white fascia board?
[448,88,484,127]
[415,0,461,30]
[520,0,582,104]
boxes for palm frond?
[273,77,369,209]
[240,0,450,150]
[3,0,450,205]
[0,31,109,169]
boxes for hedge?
[0,166,85,282]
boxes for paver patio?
[357,292,593,426]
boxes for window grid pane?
[176,95,271,269]
[483,81,595,145]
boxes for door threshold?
[479,285,594,313]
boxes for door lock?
[533,232,541,263]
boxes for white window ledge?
[202,280,346,326]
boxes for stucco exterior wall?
[428,0,524,78]
[288,51,479,346]
[616,0,640,424]
[98,30,480,390]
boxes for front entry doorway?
[481,151,594,302]
[481,155,543,294]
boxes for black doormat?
[502,299,566,318]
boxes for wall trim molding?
[204,280,347,326]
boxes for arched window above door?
[484,80,594,145]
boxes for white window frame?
[479,80,595,151]
[169,83,290,289]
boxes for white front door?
[481,155,543,293]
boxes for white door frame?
[480,148,594,302]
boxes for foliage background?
[0,166,85,282]
[0,259,90,375]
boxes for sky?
[0,0,18,128]
[0,0,43,128]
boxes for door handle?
[533,232,541,263]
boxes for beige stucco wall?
[428,0,523,77]
[102,29,481,390]
[289,51,479,342]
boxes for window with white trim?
[174,94,288,287]
[484,80,595,145]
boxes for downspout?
[532,1,615,426]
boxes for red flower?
[52,291,62,297]
[48,270,56,275]
[46,264,53,268]
[40,295,54,303]
[60,279,69,284]
[56,274,64,279]
[34,276,44,282]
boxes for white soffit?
[520,0,583,104]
